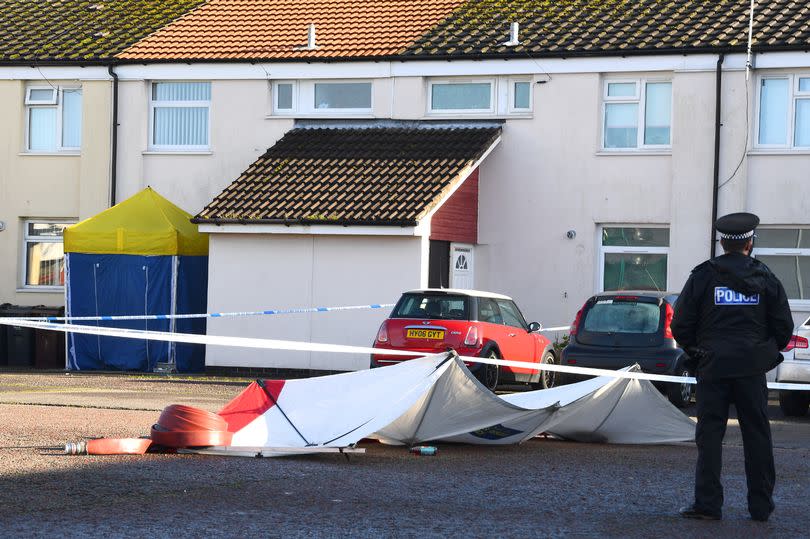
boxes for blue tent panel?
[174,255,208,373]
[66,253,172,371]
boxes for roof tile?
[0,0,205,62]
[403,0,810,58]
[120,0,465,61]
[195,126,501,226]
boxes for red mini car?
[371,289,557,390]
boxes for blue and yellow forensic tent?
[64,187,208,372]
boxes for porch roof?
[193,125,501,227]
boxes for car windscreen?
[577,296,664,347]
[392,294,469,320]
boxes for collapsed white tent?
[219,354,454,448]
[219,353,695,449]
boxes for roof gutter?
[189,217,419,227]
[710,53,724,258]
[110,47,751,64]
[1,45,806,67]
[107,63,119,207]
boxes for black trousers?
[694,374,775,519]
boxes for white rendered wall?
[205,233,425,371]
[111,59,810,335]
[116,79,293,214]
[477,72,680,330]
[0,79,110,306]
[476,68,810,328]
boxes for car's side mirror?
[528,322,543,333]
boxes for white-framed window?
[271,80,372,115]
[756,75,810,148]
[428,79,495,114]
[602,79,672,149]
[754,227,810,303]
[428,78,533,116]
[22,221,73,288]
[273,81,297,114]
[508,79,532,112]
[24,85,82,152]
[149,82,211,151]
[599,226,670,292]
[313,81,372,111]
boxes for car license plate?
[406,328,445,340]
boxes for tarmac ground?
[1,371,809,538]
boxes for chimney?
[305,23,317,50]
[503,22,520,47]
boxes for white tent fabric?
[221,353,695,449]
[532,376,698,444]
[223,354,454,448]
[374,361,695,445]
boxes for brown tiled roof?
[403,0,810,59]
[119,0,465,61]
[194,126,501,226]
[0,0,205,63]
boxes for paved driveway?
[1,372,808,537]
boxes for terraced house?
[3,0,810,373]
[0,0,203,309]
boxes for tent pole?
[63,253,70,370]
[170,255,178,368]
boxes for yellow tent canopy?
[64,187,208,256]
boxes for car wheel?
[475,350,500,391]
[666,368,692,408]
[779,390,810,417]
[531,351,557,390]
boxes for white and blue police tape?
[0,318,807,391]
[16,303,397,323]
[13,301,572,334]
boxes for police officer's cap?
[716,212,760,240]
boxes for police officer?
[671,212,793,522]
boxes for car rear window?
[392,294,469,320]
[582,299,661,334]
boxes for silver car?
[773,316,810,416]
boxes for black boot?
[679,505,721,520]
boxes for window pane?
[799,78,810,92]
[153,82,210,101]
[603,253,667,291]
[496,300,526,329]
[27,222,68,238]
[28,107,57,151]
[757,255,810,300]
[604,103,638,148]
[644,82,671,145]
[391,294,468,320]
[583,302,661,334]
[795,98,810,147]
[477,298,503,324]
[431,83,491,110]
[514,81,530,109]
[153,107,209,146]
[758,78,788,145]
[602,227,670,247]
[62,89,82,148]
[607,82,636,97]
[756,229,800,248]
[29,88,55,102]
[314,83,371,109]
[277,83,293,109]
[26,241,65,286]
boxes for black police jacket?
[671,252,794,380]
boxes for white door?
[451,243,474,289]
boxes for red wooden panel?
[430,169,478,244]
